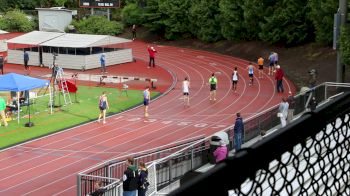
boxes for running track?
[0,41,295,195]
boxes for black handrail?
[169,92,350,195]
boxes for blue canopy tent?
[0,73,52,124]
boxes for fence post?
[190,146,194,170]
[169,159,173,184]
[77,174,81,196]
[325,83,328,100]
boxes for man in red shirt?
[275,65,284,93]
[147,46,157,68]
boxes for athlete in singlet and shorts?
[247,63,254,86]
[232,67,238,92]
[143,87,150,117]
[183,77,190,106]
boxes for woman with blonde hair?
[97,91,109,124]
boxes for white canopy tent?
[40,33,131,48]
[6,31,133,70]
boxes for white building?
[6,31,133,70]
[0,30,8,52]
[36,7,77,32]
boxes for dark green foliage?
[189,0,222,42]
[219,0,246,40]
[143,0,165,34]
[340,25,350,65]
[121,3,144,25]
[72,16,124,35]
[158,0,191,40]
[307,0,338,45]
[0,10,35,32]
[259,0,310,45]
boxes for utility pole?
[336,0,348,83]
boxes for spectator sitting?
[213,140,228,163]
[90,181,106,196]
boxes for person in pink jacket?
[213,140,228,163]
[147,46,157,68]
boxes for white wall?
[38,10,72,32]
[0,39,7,52]
[8,48,133,70]
[7,50,40,66]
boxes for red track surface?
[0,40,295,195]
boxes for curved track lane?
[0,41,295,195]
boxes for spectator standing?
[213,140,228,163]
[0,96,8,127]
[233,112,244,152]
[232,67,238,93]
[132,24,136,40]
[247,62,254,86]
[24,50,29,75]
[0,55,4,75]
[278,98,289,128]
[137,162,149,196]
[147,46,157,68]
[97,91,109,124]
[308,96,317,111]
[209,73,218,101]
[268,52,275,75]
[123,157,138,196]
[287,91,295,124]
[182,77,190,106]
[275,65,284,93]
[143,86,150,117]
[100,53,106,74]
[257,57,264,79]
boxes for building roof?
[6,31,64,45]
[6,31,131,48]
[0,30,8,34]
[40,33,131,48]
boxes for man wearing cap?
[100,53,107,74]
[275,65,284,93]
[0,54,4,75]
[147,46,157,68]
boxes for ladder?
[55,67,72,105]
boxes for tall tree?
[143,0,165,35]
[219,0,246,40]
[259,0,310,45]
[189,0,222,42]
[158,0,191,40]
[0,10,35,32]
[307,0,338,45]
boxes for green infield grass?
[0,85,160,149]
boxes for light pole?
[336,0,348,83]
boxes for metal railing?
[77,82,350,195]
[77,135,205,196]
[169,91,350,195]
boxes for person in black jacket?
[308,96,317,112]
[123,157,138,196]
[233,112,244,152]
[138,162,149,196]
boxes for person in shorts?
[232,67,238,92]
[209,73,218,101]
[182,77,190,106]
[268,52,275,76]
[97,91,109,124]
[143,87,150,117]
[247,62,254,86]
[257,57,264,79]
